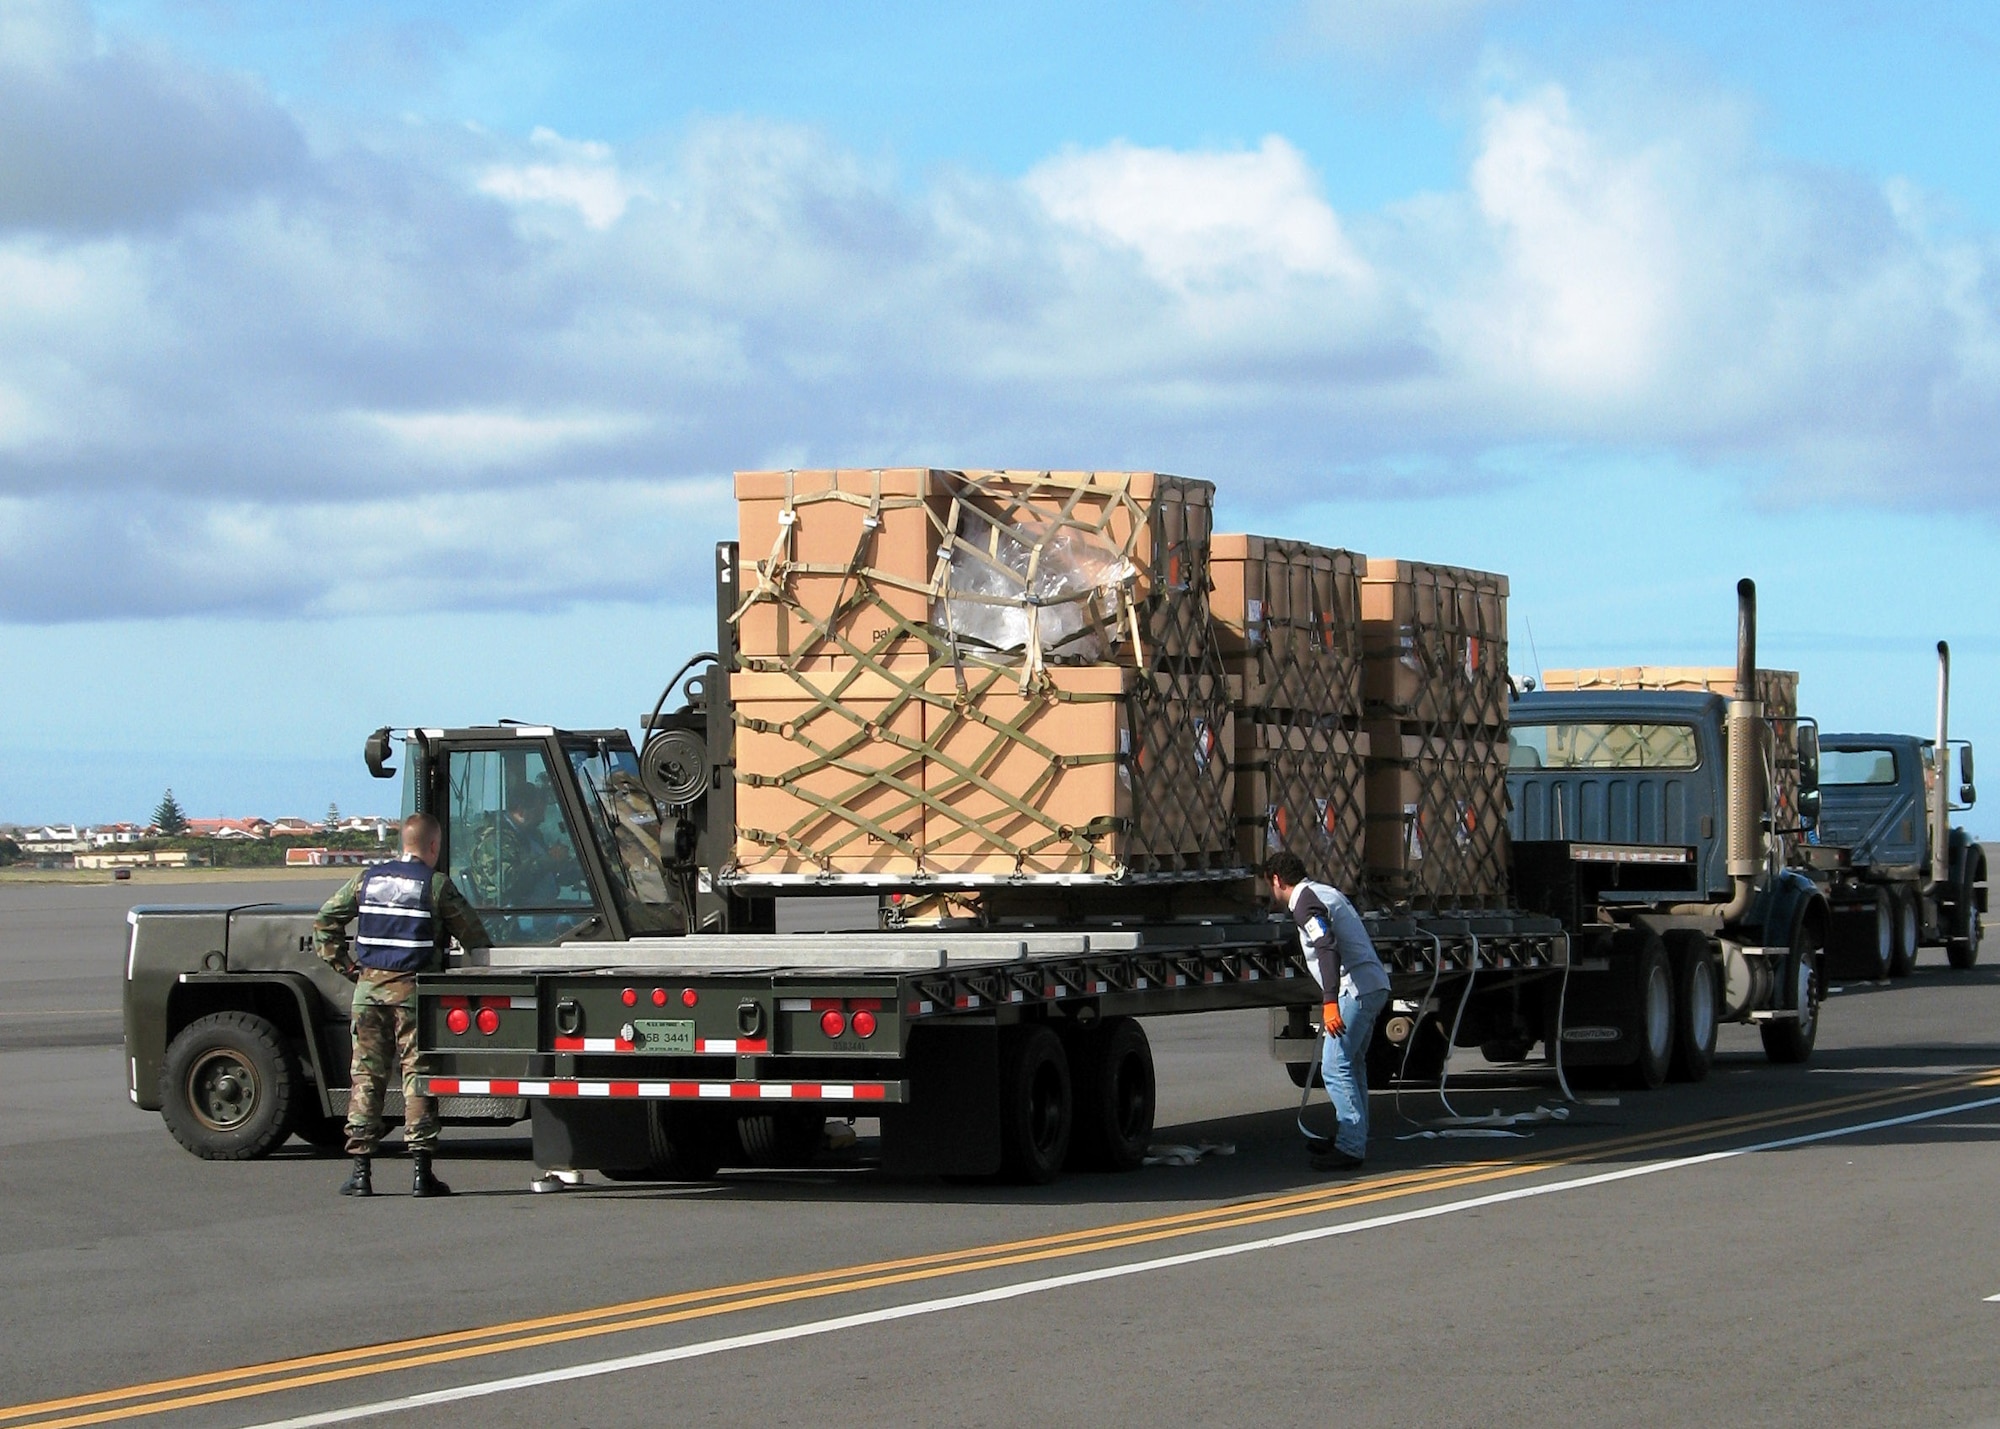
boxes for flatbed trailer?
[416,911,1567,1181]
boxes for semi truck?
[121,565,1822,1181]
[1805,642,1983,979]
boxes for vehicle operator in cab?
[1263,851,1391,1172]
[315,812,490,1198]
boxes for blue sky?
[3,0,1998,828]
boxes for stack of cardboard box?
[728,468,1235,883]
[1360,559,1512,908]
[1209,536,1368,891]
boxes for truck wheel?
[1888,886,1921,978]
[1393,1011,1450,1083]
[1857,888,1894,981]
[1761,924,1823,1064]
[159,1012,298,1160]
[736,1109,826,1167]
[1619,929,1674,1090]
[1664,931,1718,1084]
[1064,1018,1155,1172]
[1947,860,1985,970]
[601,1102,726,1181]
[998,1024,1072,1184]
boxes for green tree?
[0,835,20,867]
[152,789,188,835]
[324,802,341,828]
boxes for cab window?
[1820,748,1898,785]
[1508,722,1700,771]
[444,747,596,944]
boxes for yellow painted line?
[6,1068,1993,1428]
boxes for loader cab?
[1506,690,1730,900]
[377,726,685,945]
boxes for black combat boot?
[339,1156,373,1197]
[411,1152,452,1198]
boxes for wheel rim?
[1873,900,1893,975]
[186,1049,259,1132]
[1795,957,1817,1034]
[1027,1061,1065,1157]
[1644,963,1672,1061]
[1689,959,1717,1050]
[1901,900,1919,960]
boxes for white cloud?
[477,126,641,230]
[2,14,1999,624]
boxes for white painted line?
[1985,1293,2000,1303]
[240,1091,2000,1429]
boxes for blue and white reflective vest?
[353,858,441,973]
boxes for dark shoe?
[411,1153,452,1198]
[338,1156,373,1197]
[1310,1148,1366,1174]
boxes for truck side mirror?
[1961,745,1975,787]
[1798,786,1820,830]
[364,727,397,780]
[1796,721,1819,793]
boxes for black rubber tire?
[1284,1059,1324,1089]
[1663,930,1719,1084]
[1617,927,1675,1091]
[293,1111,349,1151]
[1947,861,1984,970]
[1888,885,1921,978]
[1761,921,1823,1064]
[1480,1037,1537,1064]
[1390,1010,1449,1083]
[159,1011,298,1160]
[735,1108,826,1167]
[997,1024,1072,1184]
[1857,887,1895,981]
[1064,1018,1155,1172]
[603,1102,727,1181]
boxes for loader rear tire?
[159,1012,298,1161]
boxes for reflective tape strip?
[552,1036,633,1053]
[424,1077,894,1102]
[356,936,435,950]
[551,1035,770,1055]
[360,903,432,920]
[696,1038,770,1054]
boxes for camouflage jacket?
[314,868,491,976]
[463,817,571,907]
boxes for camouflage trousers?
[345,970,438,1156]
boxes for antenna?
[1524,614,1545,689]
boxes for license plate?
[630,1019,695,1053]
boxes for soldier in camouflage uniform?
[463,781,572,909]
[316,811,489,1197]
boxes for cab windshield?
[1820,747,1898,785]
[1508,722,1700,771]
[566,743,682,935]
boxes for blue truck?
[1805,642,1983,979]
[1503,581,1830,1086]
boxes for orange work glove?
[1321,1000,1345,1037]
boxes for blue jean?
[1320,985,1390,1159]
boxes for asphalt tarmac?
[2,874,1997,1428]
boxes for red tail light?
[621,988,637,1007]
[681,988,698,1008]
[851,1009,878,1038]
[445,1008,471,1036]
[820,1009,847,1038]
[475,1007,501,1036]
[652,988,668,1007]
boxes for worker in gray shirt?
[1264,852,1391,1171]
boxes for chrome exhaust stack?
[1934,640,1951,888]
[1673,578,1764,925]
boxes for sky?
[2,0,1997,830]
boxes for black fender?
[1949,829,1988,913]
[166,972,347,1117]
[1755,868,1830,954]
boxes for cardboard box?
[730,667,926,876]
[1210,534,1363,717]
[1363,726,1510,907]
[735,468,949,663]
[1361,558,1510,730]
[1231,719,1369,889]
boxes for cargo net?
[1230,542,1363,724]
[1234,719,1367,892]
[1363,564,1509,732]
[728,469,1236,883]
[1364,730,1511,911]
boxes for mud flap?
[881,1023,1001,1177]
